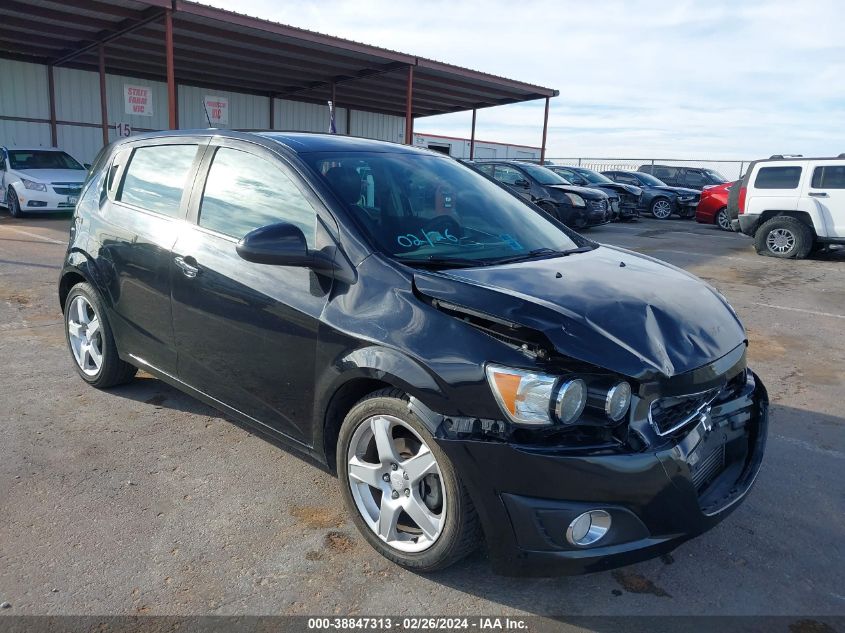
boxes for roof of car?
[109,129,439,156]
[2,146,64,152]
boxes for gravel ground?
[0,211,843,620]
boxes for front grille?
[589,199,608,212]
[691,444,725,490]
[52,183,82,196]
[649,388,721,436]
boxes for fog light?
[566,510,611,547]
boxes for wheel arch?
[757,210,817,236]
[59,251,106,311]
[318,347,448,474]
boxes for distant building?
[413,133,541,160]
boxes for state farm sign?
[124,84,153,117]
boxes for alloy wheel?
[347,414,446,553]
[652,199,672,219]
[717,208,731,231]
[766,228,796,254]
[66,295,103,376]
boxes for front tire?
[716,207,731,231]
[754,216,814,259]
[64,282,137,388]
[650,197,673,219]
[337,389,481,572]
[7,187,21,218]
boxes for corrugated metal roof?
[0,0,557,118]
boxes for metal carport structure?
[0,0,558,160]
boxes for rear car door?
[96,139,206,374]
[170,139,331,443]
[807,163,845,238]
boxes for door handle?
[808,192,828,197]
[174,255,200,278]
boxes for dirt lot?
[1,210,843,619]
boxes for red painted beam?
[164,9,176,129]
[98,45,109,147]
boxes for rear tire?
[64,282,137,388]
[716,208,731,231]
[337,389,481,572]
[754,216,814,259]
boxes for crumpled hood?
[654,185,699,196]
[15,169,86,183]
[413,246,746,380]
[548,184,607,199]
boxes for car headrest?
[325,167,362,205]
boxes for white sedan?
[0,147,88,216]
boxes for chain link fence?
[544,158,751,181]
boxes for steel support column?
[404,64,414,145]
[98,45,109,146]
[469,108,477,160]
[540,97,550,164]
[164,9,177,129]
[269,94,275,129]
[47,65,57,147]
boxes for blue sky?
[201,0,844,160]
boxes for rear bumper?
[437,371,768,576]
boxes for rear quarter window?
[754,166,802,189]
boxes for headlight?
[21,179,46,192]
[604,382,632,422]
[486,365,631,426]
[562,192,586,207]
[486,365,557,425]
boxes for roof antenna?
[202,97,213,128]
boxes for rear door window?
[118,144,198,217]
[754,166,802,189]
[198,147,317,244]
[654,166,677,181]
[811,165,845,189]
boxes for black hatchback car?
[639,164,729,190]
[473,160,612,228]
[60,131,767,576]
[546,165,642,220]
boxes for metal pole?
[98,45,109,147]
[469,108,476,160]
[539,97,550,164]
[404,64,414,145]
[269,94,275,130]
[346,107,352,136]
[164,9,177,130]
[47,65,57,147]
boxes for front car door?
[170,138,332,444]
[683,169,707,190]
[807,163,845,238]
[94,138,206,374]
[492,164,533,202]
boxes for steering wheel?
[422,215,462,240]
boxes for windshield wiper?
[398,256,489,269]
[485,245,595,265]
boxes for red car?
[695,181,734,230]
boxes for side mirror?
[236,222,326,269]
[514,178,530,188]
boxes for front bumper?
[12,183,80,212]
[436,370,768,576]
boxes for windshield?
[576,169,613,184]
[8,150,84,171]
[515,162,568,185]
[634,172,667,186]
[303,152,584,266]
[704,169,728,183]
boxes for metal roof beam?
[52,7,166,66]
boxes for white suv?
[0,146,88,217]
[730,155,845,258]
